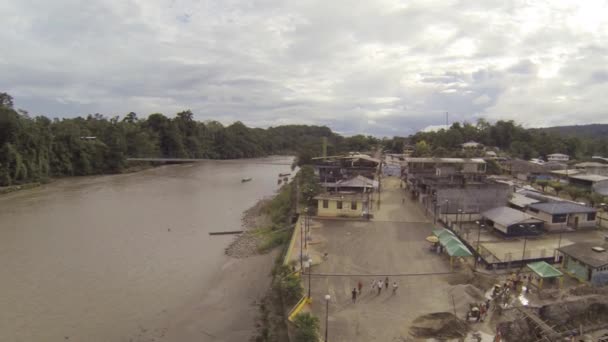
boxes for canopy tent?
[437,233,473,257]
[446,243,473,257]
[526,261,563,278]
[439,234,460,247]
[432,228,455,239]
[526,261,563,289]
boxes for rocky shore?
[225,198,271,258]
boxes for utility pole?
[446,111,449,129]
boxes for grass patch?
[254,226,292,253]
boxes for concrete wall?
[593,179,608,194]
[435,183,511,214]
[317,198,364,218]
[586,167,608,176]
[591,268,608,286]
[564,256,590,282]
[526,210,596,230]
[598,212,608,229]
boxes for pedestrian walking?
[371,279,377,293]
[392,281,398,294]
[377,280,383,295]
[352,288,357,303]
[357,280,363,294]
[384,276,389,289]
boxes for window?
[322,200,328,209]
[337,201,343,209]
[552,214,567,223]
[587,212,596,221]
[351,201,357,210]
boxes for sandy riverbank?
[159,251,278,342]
[147,200,280,342]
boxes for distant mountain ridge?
[538,124,608,138]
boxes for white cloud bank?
[1,0,608,136]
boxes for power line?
[308,271,454,277]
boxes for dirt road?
[308,177,458,341]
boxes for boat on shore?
[241,178,252,183]
[279,173,291,177]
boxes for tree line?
[0,92,378,186]
[394,119,608,160]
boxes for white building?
[547,153,569,162]
[461,141,483,150]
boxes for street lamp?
[299,218,304,271]
[457,209,463,233]
[474,221,484,269]
[304,207,309,249]
[306,258,312,299]
[324,294,331,342]
[444,200,450,223]
[520,224,535,269]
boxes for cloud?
[1,0,608,136]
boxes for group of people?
[350,277,399,303]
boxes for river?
[0,156,293,342]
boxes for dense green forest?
[0,92,378,186]
[403,119,608,160]
[541,123,608,140]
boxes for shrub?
[293,312,319,342]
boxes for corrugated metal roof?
[528,202,596,214]
[509,193,540,208]
[550,169,581,176]
[575,162,608,168]
[568,174,608,182]
[558,242,608,268]
[482,206,542,227]
[526,261,563,278]
[404,157,486,164]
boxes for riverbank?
[0,182,42,195]
[0,163,155,197]
[225,198,273,258]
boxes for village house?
[558,242,608,286]
[567,173,608,196]
[314,192,368,218]
[481,206,544,236]
[402,158,510,220]
[574,162,608,176]
[320,175,378,193]
[526,202,597,231]
[547,153,570,162]
[502,158,566,181]
[312,154,380,183]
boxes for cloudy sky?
[2,0,608,136]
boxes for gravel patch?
[225,199,271,258]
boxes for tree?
[413,140,431,157]
[566,186,585,201]
[535,179,549,192]
[0,92,13,108]
[549,181,564,196]
[586,192,604,207]
[293,313,319,342]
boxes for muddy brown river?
[0,157,293,342]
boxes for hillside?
[540,124,608,138]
